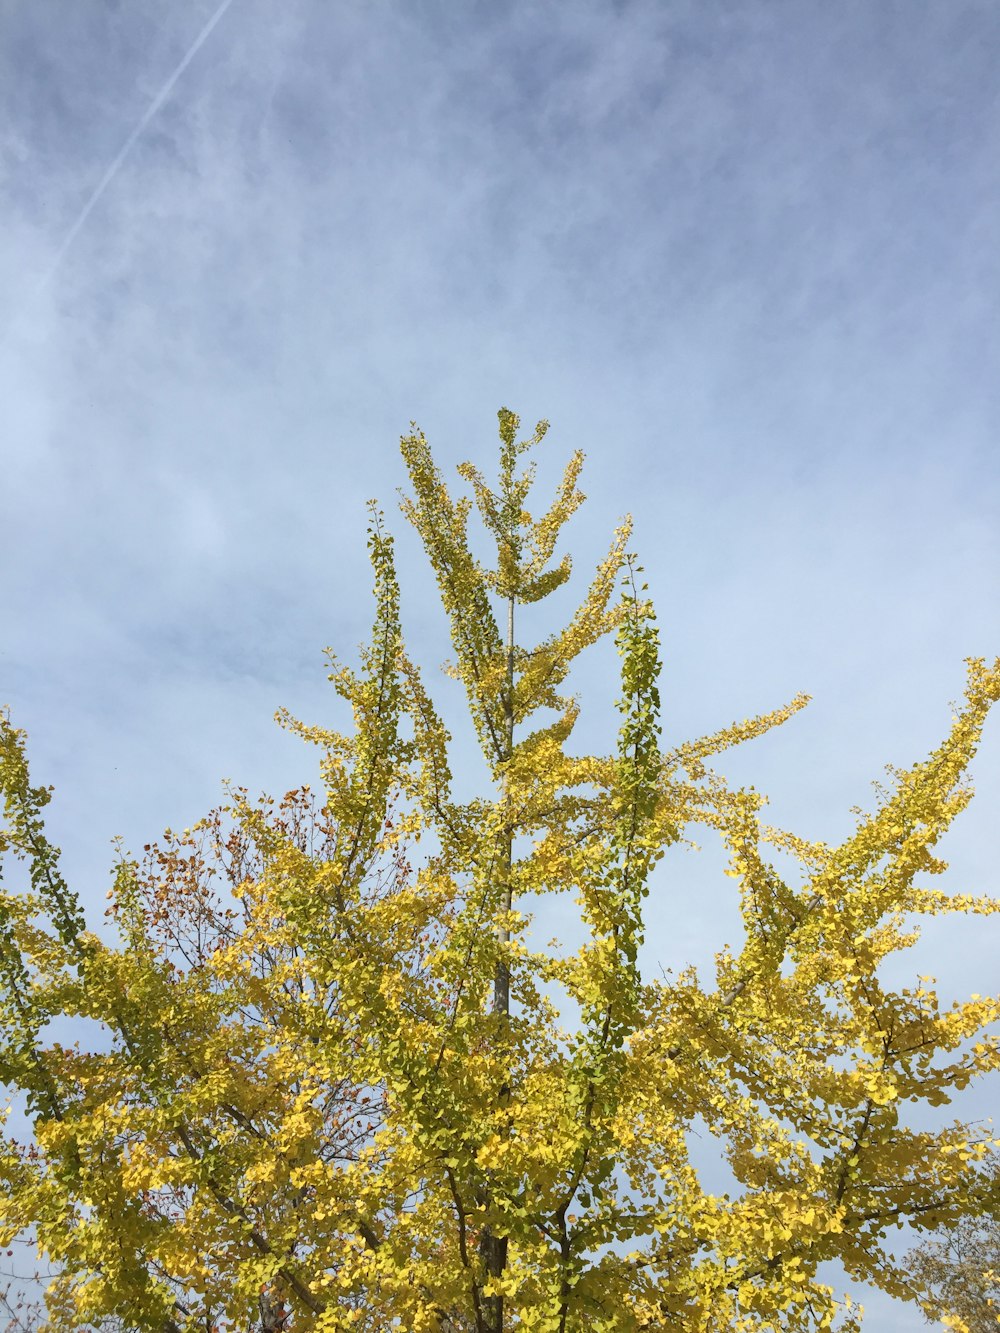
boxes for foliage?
[1,409,999,1331]
[902,1150,1000,1331]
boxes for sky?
[2,1,1000,1326]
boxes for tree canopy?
[1,409,998,1331]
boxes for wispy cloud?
[4,0,238,348]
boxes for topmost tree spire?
[398,407,633,775]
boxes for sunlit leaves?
[0,412,998,1331]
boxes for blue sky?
[2,2,999,1326]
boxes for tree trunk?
[478,592,516,1333]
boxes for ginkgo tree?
[1,409,999,1333]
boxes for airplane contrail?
[34,0,237,295]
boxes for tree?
[902,1151,1000,1331]
[1,407,999,1331]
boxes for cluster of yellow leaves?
[0,410,997,1331]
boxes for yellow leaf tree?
[2,409,999,1331]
